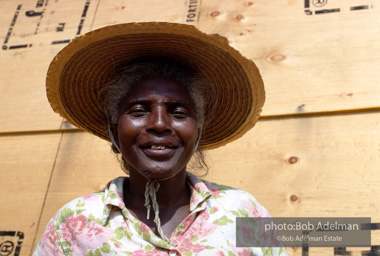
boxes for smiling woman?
[33,22,287,256]
[115,76,199,179]
[100,59,208,177]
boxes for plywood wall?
[1,0,379,255]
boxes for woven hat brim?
[46,22,265,150]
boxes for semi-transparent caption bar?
[236,217,371,247]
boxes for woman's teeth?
[151,145,166,150]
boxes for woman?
[34,22,286,255]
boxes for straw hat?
[47,22,265,150]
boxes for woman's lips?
[140,145,178,159]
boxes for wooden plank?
[91,0,187,28]
[1,0,380,134]
[207,111,380,222]
[0,133,62,256]
[0,0,98,133]
[197,0,380,116]
[34,112,380,254]
[33,131,121,251]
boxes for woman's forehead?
[124,76,194,104]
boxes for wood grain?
[0,133,62,256]
[1,0,380,133]
[1,0,379,255]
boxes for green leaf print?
[228,251,236,256]
[144,244,154,251]
[213,216,233,226]
[85,250,94,256]
[183,251,193,256]
[88,213,102,224]
[156,240,171,249]
[101,243,111,253]
[238,209,249,217]
[142,231,151,241]
[114,227,132,240]
[76,209,85,215]
[134,222,142,233]
[209,206,218,214]
[263,247,273,256]
[190,235,199,242]
[115,228,123,239]
[230,210,240,217]
[76,200,85,208]
[108,191,118,200]
[94,248,102,255]
[248,198,257,207]
[58,208,74,224]
[110,237,122,245]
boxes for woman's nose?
[147,107,171,134]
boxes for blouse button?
[169,251,177,256]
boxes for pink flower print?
[177,238,207,254]
[241,201,269,217]
[61,215,87,242]
[206,183,220,196]
[61,215,113,255]
[209,206,219,214]
[132,249,168,256]
[118,202,125,209]
[192,180,208,192]
[43,220,60,245]
[190,194,203,207]
[217,250,225,256]
[85,221,110,239]
[140,222,154,234]
[185,211,217,238]
[231,244,250,256]
[83,194,99,201]
[188,220,217,238]
[38,220,63,256]
[175,211,215,254]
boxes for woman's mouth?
[139,145,178,159]
[150,145,167,150]
[140,144,178,150]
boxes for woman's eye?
[171,109,189,119]
[128,107,147,116]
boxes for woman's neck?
[124,170,190,208]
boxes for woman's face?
[116,76,198,180]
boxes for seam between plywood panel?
[30,130,64,255]
[261,107,380,120]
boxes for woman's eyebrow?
[165,100,193,107]
[125,98,151,106]
[125,98,193,108]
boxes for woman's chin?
[138,166,184,181]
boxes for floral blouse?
[33,173,287,256]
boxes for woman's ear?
[193,128,202,153]
[108,124,121,153]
